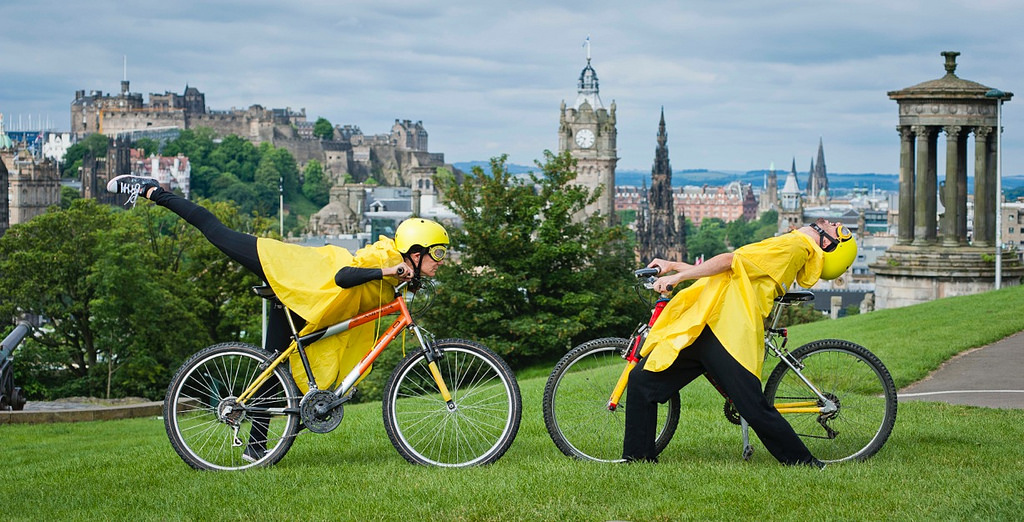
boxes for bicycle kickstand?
[740,417,754,461]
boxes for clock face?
[575,129,595,148]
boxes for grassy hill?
[4,286,1024,519]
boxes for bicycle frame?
[235,282,453,409]
[761,297,837,416]
[605,275,835,420]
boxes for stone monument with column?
[872,51,1022,308]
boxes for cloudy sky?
[2,0,1022,177]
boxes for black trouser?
[151,188,303,351]
[622,325,815,465]
[153,188,309,451]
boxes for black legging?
[150,188,303,352]
[622,325,816,465]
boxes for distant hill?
[453,162,1024,193]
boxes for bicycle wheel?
[164,342,301,471]
[382,339,522,467]
[763,339,897,463]
[543,337,680,463]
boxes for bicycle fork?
[607,296,671,411]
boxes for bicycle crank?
[300,389,344,433]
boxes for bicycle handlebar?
[634,267,672,293]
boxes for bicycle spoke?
[384,341,520,467]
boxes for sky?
[2,0,1022,177]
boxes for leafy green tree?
[686,218,728,262]
[132,199,270,346]
[725,218,754,249]
[754,209,780,240]
[207,135,259,183]
[0,200,209,399]
[313,117,334,140]
[302,160,331,206]
[161,127,217,166]
[425,152,638,367]
[60,185,81,209]
[253,153,282,216]
[132,137,160,157]
[269,147,300,197]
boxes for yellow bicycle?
[542,268,897,463]
[164,279,522,470]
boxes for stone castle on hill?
[71,80,453,189]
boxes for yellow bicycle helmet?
[394,218,450,261]
[814,223,857,280]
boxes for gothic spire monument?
[558,38,618,219]
[636,109,685,262]
[806,138,830,205]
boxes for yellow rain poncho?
[256,236,404,392]
[639,231,824,378]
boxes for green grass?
[3,287,1024,520]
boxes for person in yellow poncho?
[622,219,857,467]
[107,175,450,460]
[108,174,449,374]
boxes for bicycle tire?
[543,337,680,463]
[164,342,301,471]
[382,339,522,467]
[763,339,897,463]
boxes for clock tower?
[558,41,618,218]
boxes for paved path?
[899,330,1024,409]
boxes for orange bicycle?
[542,268,897,463]
[164,279,522,470]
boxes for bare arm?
[650,252,734,293]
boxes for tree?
[313,117,334,140]
[0,200,209,399]
[425,152,638,367]
[302,160,331,206]
[132,137,160,157]
[253,153,282,216]
[132,199,269,346]
[60,186,81,209]
[686,218,728,262]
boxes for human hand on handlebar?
[652,274,681,294]
[646,258,693,276]
[384,262,414,281]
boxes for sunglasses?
[811,223,851,253]
[426,244,448,262]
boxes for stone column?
[988,128,1000,247]
[898,126,916,245]
[913,125,937,245]
[956,130,968,244]
[942,125,961,246]
[974,127,992,247]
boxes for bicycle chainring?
[300,389,344,434]
[724,400,742,425]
